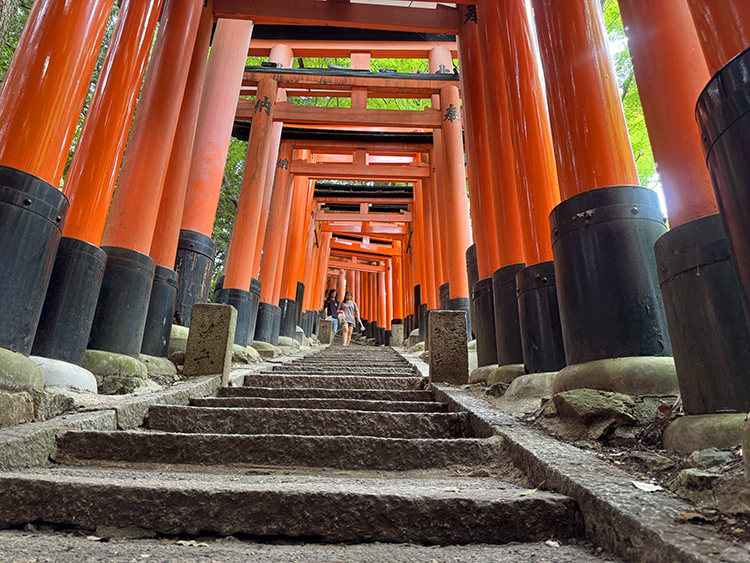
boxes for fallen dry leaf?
[86,536,103,542]
[675,512,719,523]
[444,487,460,492]
[632,481,663,492]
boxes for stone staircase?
[0,343,583,545]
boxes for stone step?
[53,431,498,470]
[191,397,446,412]
[147,405,470,439]
[0,468,581,545]
[271,366,416,375]
[222,386,435,402]
[244,373,425,390]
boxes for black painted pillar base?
[254,302,276,344]
[448,297,471,342]
[493,263,525,367]
[173,230,216,328]
[424,311,431,349]
[377,327,386,346]
[385,329,392,346]
[295,282,305,326]
[516,262,566,374]
[439,283,450,311]
[418,304,428,343]
[270,305,281,345]
[466,244,479,339]
[32,237,106,366]
[279,298,298,339]
[89,246,156,358]
[413,285,421,330]
[214,287,251,347]
[0,165,69,355]
[655,213,750,414]
[313,311,320,336]
[248,278,262,344]
[472,278,497,368]
[550,186,670,366]
[141,266,179,358]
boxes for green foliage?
[212,137,247,273]
[0,1,32,84]
[602,0,657,188]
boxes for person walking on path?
[340,291,363,346]
[323,289,341,333]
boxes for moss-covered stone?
[487,364,525,386]
[664,413,746,454]
[0,348,44,393]
[470,364,498,384]
[168,325,189,355]
[232,345,261,364]
[84,350,148,378]
[138,354,178,377]
[553,389,637,425]
[277,336,300,350]
[553,356,678,396]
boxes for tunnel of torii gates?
[2,0,750,420]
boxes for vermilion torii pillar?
[221,75,279,340]
[386,259,394,329]
[424,152,442,310]
[378,267,387,329]
[142,5,216,358]
[430,46,473,333]
[250,46,295,280]
[175,17,255,328]
[90,0,203,359]
[687,0,750,74]
[619,0,715,227]
[533,0,673,381]
[393,254,404,322]
[279,165,313,329]
[457,4,501,279]
[255,141,295,344]
[31,0,164,366]
[476,2,525,272]
[0,0,111,357]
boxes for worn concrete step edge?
[53,431,500,470]
[0,470,582,545]
[147,405,470,439]
[191,397,445,412]
[222,386,434,402]
[244,373,426,390]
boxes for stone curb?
[0,347,319,470]
[396,349,749,563]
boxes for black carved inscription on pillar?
[277,158,289,170]
[443,104,460,123]
[254,96,273,116]
[464,5,478,25]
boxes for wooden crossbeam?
[236,100,442,128]
[293,139,431,153]
[323,222,409,235]
[241,70,457,97]
[291,160,429,180]
[329,259,386,273]
[315,211,412,223]
[316,197,413,204]
[214,0,460,34]
[247,39,458,59]
[331,245,402,259]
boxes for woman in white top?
[339,291,361,346]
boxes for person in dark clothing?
[323,289,340,332]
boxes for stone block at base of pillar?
[470,364,498,384]
[252,341,281,358]
[408,329,420,348]
[139,354,178,377]
[0,348,45,393]
[231,345,261,365]
[496,372,557,416]
[319,320,335,345]
[468,339,476,350]
[295,327,305,347]
[428,311,469,385]
[552,356,678,396]
[487,364,525,386]
[664,413,746,454]
[391,324,404,347]
[184,303,237,386]
[83,350,151,395]
[278,336,301,350]
[168,325,189,356]
[30,356,97,393]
